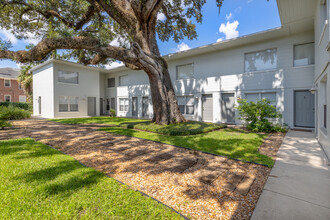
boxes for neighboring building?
[0,67,27,103]
[30,0,330,159]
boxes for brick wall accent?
[0,78,27,102]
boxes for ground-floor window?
[119,98,129,111]
[19,95,27,103]
[245,92,276,107]
[177,95,194,115]
[4,95,11,102]
[59,96,79,112]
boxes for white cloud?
[225,13,233,21]
[157,13,166,21]
[216,38,223,42]
[247,0,254,3]
[219,20,239,40]
[175,42,191,52]
[0,28,17,44]
[105,61,124,69]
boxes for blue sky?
[0,0,281,69]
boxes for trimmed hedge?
[0,102,32,111]
[0,106,31,120]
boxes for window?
[245,48,277,72]
[58,70,79,84]
[119,75,128,86]
[4,95,11,102]
[59,96,79,112]
[176,63,194,80]
[4,80,11,87]
[245,92,276,106]
[19,83,23,90]
[119,98,129,111]
[294,43,315,67]
[19,95,27,103]
[107,78,115,87]
[177,96,194,115]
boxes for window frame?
[176,63,194,80]
[19,95,27,103]
[244,48,278,72]
[177,95,195,115]
[57,70,79,85]
[293,42,315,67]
[107,78,115,88]
[119,75,128,86]
[4,79,11,88]
[58,96,79,112]
[119,98,129,112]
[4,95,11,102]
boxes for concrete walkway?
[252,130,330,220]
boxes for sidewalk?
[252,130,330,220]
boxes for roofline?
[29,59,113,73]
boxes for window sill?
[244,69,277,74]
[293,64,315,69]
[57,82,79,85]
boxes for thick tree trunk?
[144,58,186,125]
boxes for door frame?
[202,94,213,122]
[294,90,315,128]
[132,97,138,117]
[221,92,236,124]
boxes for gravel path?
[2,119,284,219]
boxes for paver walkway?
[1,119,278,219]
[251,130,330,220]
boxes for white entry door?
[202,94,213,122]
[294,91,315,127]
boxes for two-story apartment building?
[30,0,330,159]
[0,67,27,103]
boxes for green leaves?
[236,98,285,132]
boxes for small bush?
[236,98,286,133]
[0,120,12,129]
[0,102,32,111]
[109,109,116,117]
[0,106,31,120]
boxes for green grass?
[0,138,182,219]
[100,127,273,167]
[51,117,226,136]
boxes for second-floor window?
[176,63,194,80]
[107,78,115,87]
[294,43,315,67]
[119,75,128,86]
[58,70,79,84]
[4,79,11,87]
[245,48,277,72]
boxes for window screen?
[245,49,277,72]
[119,75,128,86]
[58,70,78,84]
[294,43,315,67]
[177,64,194,80]
[107,78,115,87]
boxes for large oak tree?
[0,0,224,124]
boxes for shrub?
[0,106,31,120]
[0,102,32,111]
[109,109,116,117]
[236,98,286,132]
[0,120,12,129]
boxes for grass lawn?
[99,127,273,167]
[50,117,225,136]
[0,138,182,219]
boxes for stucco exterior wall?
[103,31,314,127]
[32,63,54,118]
[52,63,101,118]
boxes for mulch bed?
[1,119,285,220]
